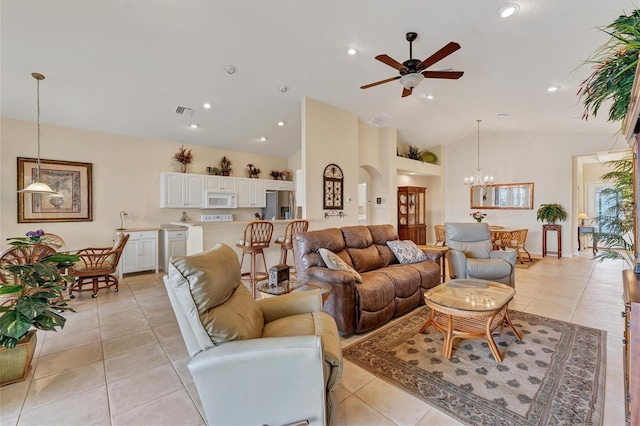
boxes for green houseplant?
[0,237,78,385]
[591,156,635,268]
[536,203,568,224]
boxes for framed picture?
[17,157,93,223]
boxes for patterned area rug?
[514,257,541,269]
[343,308,606,425]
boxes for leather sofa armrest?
[303,266,356,285]
[421,249,444,262]
[257,290,323,323]
[446,250,468,279]
[490,248,517,265]
[188,336,326,425]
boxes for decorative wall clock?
[323,163,344,210]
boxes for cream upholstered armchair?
[445,222,516,287]
[164,243,342,426]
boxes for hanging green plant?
[577,10,640,123]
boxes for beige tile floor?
[0,251,628,426]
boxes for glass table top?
[258,279,331,297]
[425,279,515,312]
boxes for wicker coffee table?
[420,278,522,362]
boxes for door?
[237,178,252,207]
[138,239,157,269]
[184,174,204,207]
[253,180,267,207]
[163,173,184,208]
[121,240,140,273]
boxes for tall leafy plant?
[592,156,634,268]
[577,10,640,123]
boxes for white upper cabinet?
[205,175,237,192]
[160,172,204,208]
[237,178,267,208]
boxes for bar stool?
[236,221,274,298]
[275,220,309,270]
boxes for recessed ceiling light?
[426,94,435,100]
[225,65,237,74]
[547,85,560,92]
[498,4,518,18]
[279,85,289,93]
[259,136,267,142]
[347,47,358,55]
[203,103,211,109]
[277,121,285,127]
[190,123,199,128]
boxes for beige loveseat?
[293,224,442,336]
[164,243,342,425]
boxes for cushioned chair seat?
[467,258,513,280]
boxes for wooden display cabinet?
[397,186,427,245]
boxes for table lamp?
[578,213,589,226]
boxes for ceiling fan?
[361,32,464,98]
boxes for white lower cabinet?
[118,229,159,278]
[160,227,187,271]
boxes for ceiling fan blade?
[360,75,401,89]
[422,70,464,79]
[418,42,461,70]
[375,54,408,71]
[402,87,412,98]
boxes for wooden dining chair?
[0,244,57,284]
[434,225,446,246]
[41,233,65,249]
[511,229,532,264]
[488,226,505,250]
[67,233,130,298]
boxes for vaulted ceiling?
[1,0,636,158]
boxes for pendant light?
[464,119,494,188]
[18,73,57,194]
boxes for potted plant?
[536,203,568,224]
[218,156,233,176]
[173,145,194,173]
[0,237,78,386]
[406,144,422,161]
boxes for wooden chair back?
[434,225,446,246]
[41,233,65,249]
[240,221,274,248]
[0,244,57,284]
[70,233,130,277]
[284,220,309,243]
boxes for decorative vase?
[180,163,187,173]
[0,330,37,387]
[475,218,483,223]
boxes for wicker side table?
[419,279,522,362]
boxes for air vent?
[174,106,193,116]
[368,114,391,127]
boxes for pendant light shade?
[18,72,57,195]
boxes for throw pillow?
[386,240,428,264]
[318,248,363,283]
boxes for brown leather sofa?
[293,224,442,336]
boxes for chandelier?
[464,119,494,188]
[17,73,57,194]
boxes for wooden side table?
[542,224,561,258]
[418,245,449,283]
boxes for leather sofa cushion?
[295,228,346,270]
[342,226,384,272]
[369,224,400,267]
[467,258,512,280]
[356,273,396,312]
[378,265,421,298]
[168,244,264,345]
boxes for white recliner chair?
[445,222,517,287]
[164,243,342,425]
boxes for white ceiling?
[2,0,638,159]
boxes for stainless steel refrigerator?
[262,191,295,220]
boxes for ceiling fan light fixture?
[499,4,518,18]
[399,73,424,90]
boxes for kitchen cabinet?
[160,172,204,208]
[205,175,237,192]
[159,226,187,272]
[237,178,267,208]
[265,180,295,191]
[118,229,159,278]
[397,186,426,245]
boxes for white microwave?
[204,191,237,209]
